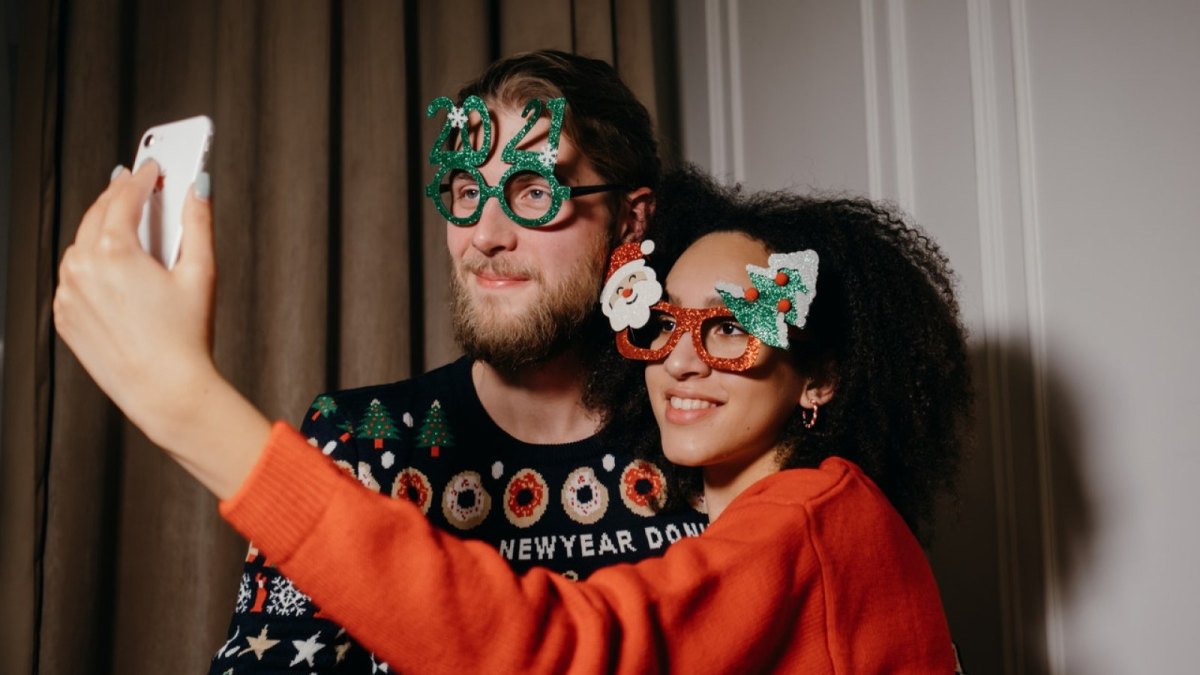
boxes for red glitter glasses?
[615,301,763,372]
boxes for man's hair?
[593,167,973,543]
[457,50,661,221]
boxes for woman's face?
[644,231,810,482]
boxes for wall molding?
[860,0,915,212]
[886,0,915,213]
[704,0,730,180]
[1009,0,1064,671]
[967,1,1019,673]
[727,0,745,182]
[860,0,883,199]
[702,0,744,183]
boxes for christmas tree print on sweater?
[357,398,401,449]
[310,395,354,441]
[415,399,455,457]
[310,395,338,421]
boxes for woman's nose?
[663,331,711,380]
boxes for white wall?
[678,1,1200,673]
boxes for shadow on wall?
[931,340,1093,675]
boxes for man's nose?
[471,197,518,255]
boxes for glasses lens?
[441,170,482,221]
[626,309,677,352]
[503,170,555,221]
[700,316,752,360]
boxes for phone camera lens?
[143,134,155,148]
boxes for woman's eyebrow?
[664,292,725,309]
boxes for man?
[206,51,708,673]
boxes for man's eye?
[458,185,480,201]
[517,184,550,203]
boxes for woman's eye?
[657,317,677,334]
[717,320,747,336]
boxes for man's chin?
[464,302,534,332]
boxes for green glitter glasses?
[424,95,628,227]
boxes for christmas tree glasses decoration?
[715,250,819,349]
[424,95,628,227]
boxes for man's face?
[447,104,615,372]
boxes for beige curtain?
[0,1,679,671]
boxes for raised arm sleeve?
[220,423,827,674]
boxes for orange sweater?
[221,422,955,673]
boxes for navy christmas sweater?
[208,357,709,673]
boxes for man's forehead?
[461,107,588,174]
[463,105,557,147]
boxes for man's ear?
[617,187,654,243]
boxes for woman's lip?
[664,404,719,425]
[665,389,721,404]
[662,391,723,425]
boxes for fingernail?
[195,172,211,200]
[110,165,126,181]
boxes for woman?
[55,168,969,672]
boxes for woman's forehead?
[665,232,769,300]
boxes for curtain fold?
[1,1,62,674]
[1,0,679,672]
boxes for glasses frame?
[429,166,628,228]
[424,95,629,228]
[615,301,763,372]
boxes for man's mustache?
[458,256,543,283]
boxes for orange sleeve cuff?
[218,421,344,564]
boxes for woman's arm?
[222,422,817,674]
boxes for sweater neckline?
[449,357,609,463]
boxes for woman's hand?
[54,162,269,499]
[54,162,216,442]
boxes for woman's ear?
[798,377,836,409]
[618,187,654,242]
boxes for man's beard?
[451,242,609,374]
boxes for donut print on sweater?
[561,467,610,525]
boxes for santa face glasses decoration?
[604,240,820,373]
[424,95,628,228]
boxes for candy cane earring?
[802,392,820,430]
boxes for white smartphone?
[133,115,213,269]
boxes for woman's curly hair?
[587,167,972,543]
